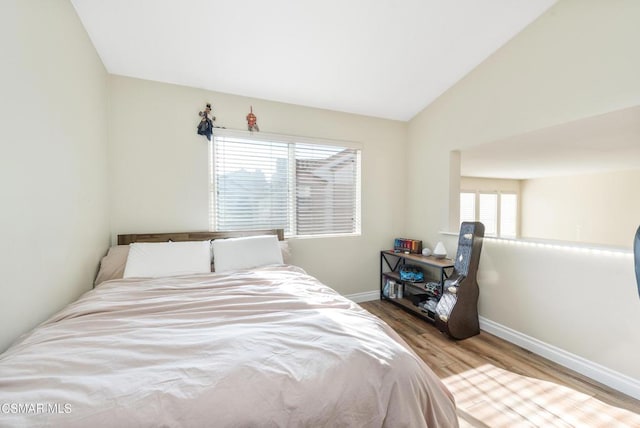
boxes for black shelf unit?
[380,250,454,322]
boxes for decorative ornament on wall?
[246,106,259,132]
[197,103,224,141]
[197,103,214,141]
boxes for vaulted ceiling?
[71,0,556,121]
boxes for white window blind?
[460,190,519,238]
[479,193,498,237]
[212,132,361,237]
[460,192,476,225]
[500,193,517,238]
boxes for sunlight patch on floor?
[444,364,640,427]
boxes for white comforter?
[0,265,458,427]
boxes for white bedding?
[0,265,457,427]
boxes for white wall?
[108,75,406,296]
[521,169,640,247]
[406,0,640,382]
[460,177,521,194]
[0,0,110,351]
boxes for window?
[460,192,476,224]
[211,131,361,237]
[479,193,498,236]
[500,193,517,238]
[460,191,518,238]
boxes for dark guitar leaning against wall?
[435,222,485,340]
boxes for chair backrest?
[454,222,485,278]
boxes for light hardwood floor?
[361,300,640,427]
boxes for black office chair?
[635,225,640,300]
[435,221,485,339]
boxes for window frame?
[209,129,362,239]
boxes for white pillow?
[123,240,212,278]
[212,235,283,273]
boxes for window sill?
[439,231,632,256]
[287,232,362,240]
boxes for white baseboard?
[346,295,640,400]
[479,316,640,400]
[344,290,379,303]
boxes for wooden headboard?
[117,229,284,245]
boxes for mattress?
[0,265,457,427]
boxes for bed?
[0,230,458,427]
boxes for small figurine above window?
[197,103,224,141]
[246,106,259,132]
[197,103,214,141]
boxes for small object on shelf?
[419,298,438,313]
[394,238,422,254]
[424,281,441,296]
[390,280,397,298]
[399,264,424,282]
[422,248,432,256]
[385,279,398,298]
[383,279,397,298]
[433,241,447,259]
[409,293,429,306]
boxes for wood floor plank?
[361,300,640,427]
